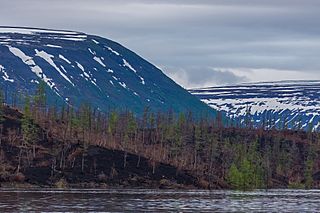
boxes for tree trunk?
[81,153,85,173]
[137,155,141,167]
[33,144,36,158]
[17,149,22,173]
[0,126,3,146]
[123,152,127,168]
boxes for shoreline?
[0,181,312,191]
[0,184,317,192]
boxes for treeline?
[0,82,320,190]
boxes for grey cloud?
[0,0,319,87]
[164,66,248,88]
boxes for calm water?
[0,188,320,212]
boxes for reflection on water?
[0,188,320,212]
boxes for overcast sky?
[1,0,319,88]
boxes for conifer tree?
[21,95,38,158]
[108,111,118,136]
[304,159,313,189]
[227,163,242,189]
[34,80,46,109]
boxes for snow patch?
[45,44,62,48]
[133,92,139,96]
[0,27,79,35]
[55,37,85,42]
[123,59,137,73]
[0,65,14,82]
[75,61,99,88]
[107,47,120,56]
[119,82,127,89]
[7,46,59,95]
[92,39,99,44]
[139,76,145,85]
[35,49,74,86]
[88,48,96,55]
[93,56,106,67]
[60,65,67,73]
[30,79,39,84]
[76,62,85,72]
[59,54,71,64]
[122,59,146,85]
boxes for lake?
[0,188,319,212]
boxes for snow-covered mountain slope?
[189,81,320,130]
[0,26,213,115]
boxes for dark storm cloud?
[0,0,319,87]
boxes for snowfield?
[190,81,320,131]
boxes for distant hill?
[0,26,213,115]
[189,80,320,130]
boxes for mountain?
[189,80,320,131]
[0,26,213,115]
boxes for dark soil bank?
[1,142,199,189]
[0,106,199,189]
[23,145,198,189]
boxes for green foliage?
[108,111,118,134]
[79,103,91,129]
[21,95,38,146]
[194,125,203,152]
[227,157,264,190]
[2,86,318,190]
[178,112,186,129]
[21,114,38,146]
[34,80,46,108]
[70,108,80,129]
[239,158,255,190]
[304,159,313,189]
[149,112,155,129]
[24,96,31,117]
[127,112,137,136]
[288,181,305,189]
[228,163,242,189]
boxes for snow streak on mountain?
[189,81,320,131]
[0,26,213,115]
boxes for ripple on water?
[0,189,320,212]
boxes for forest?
[0,82,320,190]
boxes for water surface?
[0,188,319,212]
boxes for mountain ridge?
[0,26,214,115]
[189,80,320,130]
